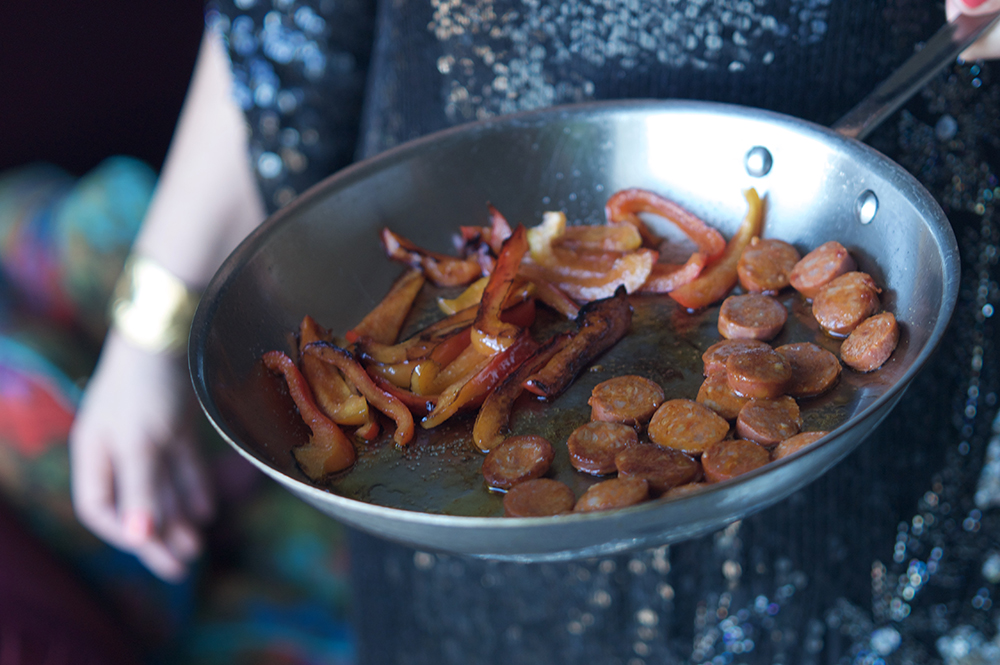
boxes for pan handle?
[832,10,1000,141]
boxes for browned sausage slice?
[840,312,899,372]
[775,342,842,398]
[481,435,555,490]
[701,339,771,376]
[811,272,881,337]
[725,346,792,399]
[696,372,749,420]
[589,375,665,426]
[566,421,638,475]
[737,237,801,294]
[615,445,701,495]
[662,482,709,499]
[701,439,770,482]
[789,241,857,299]
[503,478,576,517]
[772,430,829,460]
[736,396,802,446]
[717,293,788,341]
[573,477,649,513]
[647,399,730,454]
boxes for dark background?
[0,1,205,175]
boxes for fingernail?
[124,511,154,543]
[963,0,989,7]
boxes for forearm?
[132,28,265,290]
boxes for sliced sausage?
[589,375,665,426]
[481,435,555,490]
[662,482,709,499]
[648,399,730,454]
[717,294,788,341]
[701,439,770,483]
[772,430,829,460]
[702,339,771,376]
[725,346,792,399]
[503,478,576,517]
[840,312,899,372]
[811,271,881,337]
[573,477,650,513]
[567,421,638,475]
[696,372,749,420]
[789,241,857,299]
[736,396,802,446]
[615,445,701,495]
[775,342,842,398]
[737,237,801,294]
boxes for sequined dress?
[214,1,1000,663]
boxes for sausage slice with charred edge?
[615,445,701,495]
[789,241,857,299]
[725,346,792,399]
[840,312,899,372]
[647,399,730,455]
[588,375,665,426]
[717,293,788,341]
[736,396,802,446]
[567,421,638,475]
[481,435,555,490]
[702,439,770,483]
[737,237,801,294]
[701,339,771,376]
[772,431,829,460]
[811,271,881,337]
[775,342,842,398]
[573,477,650,513]
[503,478,576,517]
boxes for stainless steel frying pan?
[188,13,996,560]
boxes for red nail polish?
[962,0,989,8]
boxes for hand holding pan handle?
[833,9,1000,141]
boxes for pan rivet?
[857,190,879,225]
[745,146,772,177]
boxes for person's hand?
[947,0,1000,60]
[70,332,214,582]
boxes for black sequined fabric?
[214,0,1000,662]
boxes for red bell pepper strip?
[345,268,425,344]
[262,351,357,479]
[639,253,709,294]
[606,188,726,257]
[529,277,580,319]
[472,333,572,452]
[486,203,513,254]
[371,374,438,416]
[422,332,539,429]
[381,228,482,287]
[472,225,529,355]
[523,287,632,399]
[303,342,415,447]
[668,188,764,310]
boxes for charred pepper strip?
[668,188,764,311]
[422,332,540,429]
[381,228,482,287]
[345,268,425,344]
[523,287,632,399]
[262,351,357,478]
[299,316,370,426]
[371,374,437,416]
[472,225,529,355]
[472,333,573,452]
[606,187,726,257]
[303,342,415,447]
